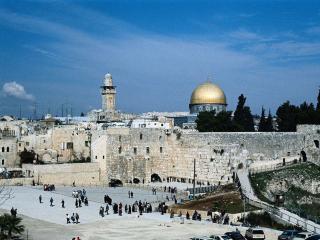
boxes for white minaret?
[101,73,116,112]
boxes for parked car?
[293,232,314,240]
[210,234,232,240]
[278,230,301,240]
[245,228,265,240]
[190,236,213,240]
[72,190,83,198]
[306,235,320,240]
[224,232,246,240]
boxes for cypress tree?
[265,110,274,132]
[233,94,255,131]
[317,88,320,112]
[258,107,266,132]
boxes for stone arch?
[151,173,162,182]
[38,150,56,162]
[301,151,307,162]
[314,140,319,148]
[109,179,123,187]
[133,178,140,184]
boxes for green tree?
[317,88,320,112]
[211,111,240,132]
[265,110,274,132]
[276,101,299,131]
[196,111,241,132]
[258,107,267,132]
[0,214,25,239]
[195,111,215,132]
[19,148,36,164]
[233,94,255,131]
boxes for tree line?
[196,89,320,132]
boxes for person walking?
[128,191,131,198]
[61,199,65,208]
[79,199,82,208]
[71,213,75,224]
[39,195,42,204]
[75,199,78,208]
[128,205,132,214]
[50,197,54,207]
[75,213,79,224]
[105,204,109,215]
[130,191,133,198]
[66,213,70,224]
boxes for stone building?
[0,127,19,168]
[21,125,90,163]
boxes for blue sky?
[1,0,320,117]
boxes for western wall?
[91,125,319,186]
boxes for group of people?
[10,207,17,217]
[163,186,177,194]
[99,200,153,217]
[66,213,80,224]
[165,194,177,204]
[128,191,134,198]
[151,188,157,195]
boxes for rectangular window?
[19,143,21,147]
[146,147,150,154]
[140,133,143,140]
[1,159,4,165]
[160,147,163,153]
[134,147,137,155]
[66,142,73,149]
[118,146,122,154]
[85,141,89,147]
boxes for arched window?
[1,147,4,152]
[6,147,9,152]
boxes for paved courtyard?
[0,186,281,240]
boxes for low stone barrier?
[0,177,33,186]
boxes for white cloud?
[2,82,35,101]
[229,28,263,41]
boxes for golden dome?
[190,82,227,105]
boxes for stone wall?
[0,177,33,186]
[93,128,310,186]
[22,163,101,186]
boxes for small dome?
[190,82,227,105]
[105,73,112,79]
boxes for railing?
[186,185,217,195]
[242,191,320,234]
[249,160,304,175]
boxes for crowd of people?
[100,191,154,218]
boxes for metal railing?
[186,185,217,195]
[242,191,320,234]
[249,160,304,175]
